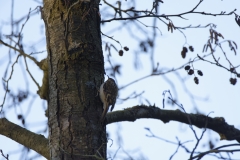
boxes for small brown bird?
[99,76,118,121]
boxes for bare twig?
[0,149,9,160]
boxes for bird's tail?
[100,104,108,122]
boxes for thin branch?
[191,144,240,159]
[23,57,40,89]
[0,40,39,65]
[118,55,208,90]
[0,149,9,160]
[0,39,41,110]
[101,32,122,48]
[0,54,21,109]
[101,8,236,23]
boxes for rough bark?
[42,0,106,159]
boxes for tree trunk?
[42,0,106,159]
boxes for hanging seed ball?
[230,78,237,85]
[185,65,191,70]
[197,70,203,76]
[183,47,188,52]
[119,50,124,56]
[189,46,194,52]
[194,77,199,84]
[123,46,129,51]
[181,51,186,58]
[188,69,194,75]
[17,115,23,119]
[181,47,188,58]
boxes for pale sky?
[0,0,240,160]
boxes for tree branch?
[101,9,236,23]
[0,118,49,159]
[0,39,40,65]
[106,106,240,143]
[1,105,240,160]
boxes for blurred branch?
[0,149,9,160]
[102,11,234,22]
[0,39,39,65]
[145,128,192,152]
[0,53,20,110]
[162,91,210,159]
[191,144,240,159]
[106,106,240,143]
[0,118,49,159]
[102,0,236,23]
[0,39,41,109]
[118,91,144,102]
[145,127,240,159]
[101,33,122,48]
[118,55,205,90]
